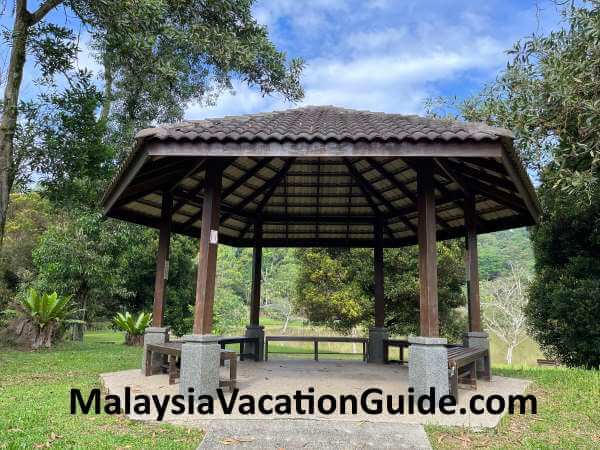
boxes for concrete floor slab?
[100,359,530,429]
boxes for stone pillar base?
[408,336,449,397]
[463,331,490,375]
[245,325,265,361]
[179,334,221,396]
[368,327,389,363]
[142,326,170,373]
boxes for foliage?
[114,311,152,345]
[29,210,198,328]
[211,287,248,336]
[261,249,300,330]
[482,264,530,364]
[0,192,51,312]
[427,2,600,204]
[4,289,80,349]
[113,311,152,336]
[427,2,600,368]
[478,228,534,280]
[28,71,115,209]
[0,0,304,247]
[295,242,467,342]
[526,192,600,369]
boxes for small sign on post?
[210,229,219,245]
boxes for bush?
[113,311,152,346]
[527,198,600,369]
[4,289,82,349]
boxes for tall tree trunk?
[0,0,62,246]
[99,54,113,124]
[0,2,30,246]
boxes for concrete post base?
[368,327,389,363]
[408,336,449,397]
[245,325,265,361]
[463,331,490,375]
[179,334,221,396]
[142,327,170,373]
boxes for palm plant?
[113,311,152,346]
[8,289,82,349]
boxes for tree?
[295,242,467,342]
[526,189,600,369]
[261,249,299,332]
[0,0,303,244]
[426,2,600,368]
[482,264,529,364]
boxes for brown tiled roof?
[135,105,513,145]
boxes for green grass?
[0,331,203,449]
[426,366,600,449]
[1,327,596,449]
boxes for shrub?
[4,289,82,349]
[113,311,152,346]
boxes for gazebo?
[102,106,539,397]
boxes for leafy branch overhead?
[0,0,304,246]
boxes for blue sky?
[6,0,564,120]
[188,0,563,119]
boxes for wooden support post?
[193,159,223,335]
[465,195,482,332]
[373,221,385,328]
[249,222,262,326]
[417,160,439,337]
[152,192,173,327]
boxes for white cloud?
[186,0,558,120]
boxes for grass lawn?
[427,365,600,449]
[0,331,203,449]
[1,329,598,449]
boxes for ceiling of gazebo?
[102,106,540,247]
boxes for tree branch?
[30,0,63,25]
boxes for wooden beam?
[152,192,172,327]
[249,222,262,326]
[433,158,473,196]
[222,158,274,199]
[220,158,295,229]
[373,221,385,328]
[343,158,411,237]
[366,157,452,231]
[465,195,482,332]
[193,159,223,335]
[417,159,439,337]
[501,151,541,222]
[146,139,504,159]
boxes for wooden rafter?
[365,157,452,231]
[222,157,275,199]
[238,159,295,238]
[342,159,398,238]
[343,158,416,236]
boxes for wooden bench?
[265,336,368,361]
[383,339,409,364]
[447,346,491,399]
[219,336,259,361]
[144,342,237,391]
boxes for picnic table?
[144,341,237,391]
[265,336,368,361]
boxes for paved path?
[197,419,431,449]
